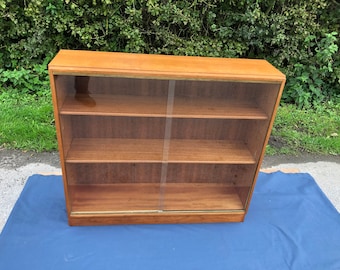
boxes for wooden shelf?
[62,94,167,117]
[162,183,244,211]
[69,183,244,214]
[66,138,256,164]
[173,96,267,119]
[61,94,268,119]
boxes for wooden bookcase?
[48,50,285,226]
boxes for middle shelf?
[61,94,268,119]
[65,138,256,164]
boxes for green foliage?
[0,63,50,95]
[269,101,340,155]
[0,0,339,108]
[283,32,339,108]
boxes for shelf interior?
[66,138,256,164]
[61,94,268,119]
[69,183,244,214]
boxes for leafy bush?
[0,0,339,107]
[283,32,339,108]
[0,63,49,95]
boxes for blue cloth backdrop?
[0,172,340,270]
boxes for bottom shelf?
[68,183,246,225]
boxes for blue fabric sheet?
[0,172,340,270]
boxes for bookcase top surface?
[48,50,285,82]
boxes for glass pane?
[160,80,263,212]
[56,75,169,214]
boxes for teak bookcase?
[48,50,286,226]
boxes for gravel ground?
[0,148,339,233]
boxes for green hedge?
[0,0,339,107]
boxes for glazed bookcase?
[48,50,286,226]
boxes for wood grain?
[60,94,267,119]
[66,138,255,164]
[49,50,285,82]
[69,211,245,225]
[62,94,167,117]
[69,183,243,213]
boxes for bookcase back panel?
[63,115,166,139]
[175,81,260,100]
[66,163,163,184]
[170,118,267,141]
[55,75,169,98]
[166,164,256,184]
[85,76,169,97]
[66,163,256,185]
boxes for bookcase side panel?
[54,75,75,110]
[53,76,76,156]
[253,83,282,116]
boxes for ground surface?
[0,147,339,232]
[0,148,61,169]
[1,147,339,169]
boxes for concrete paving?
[0,156,339,233]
